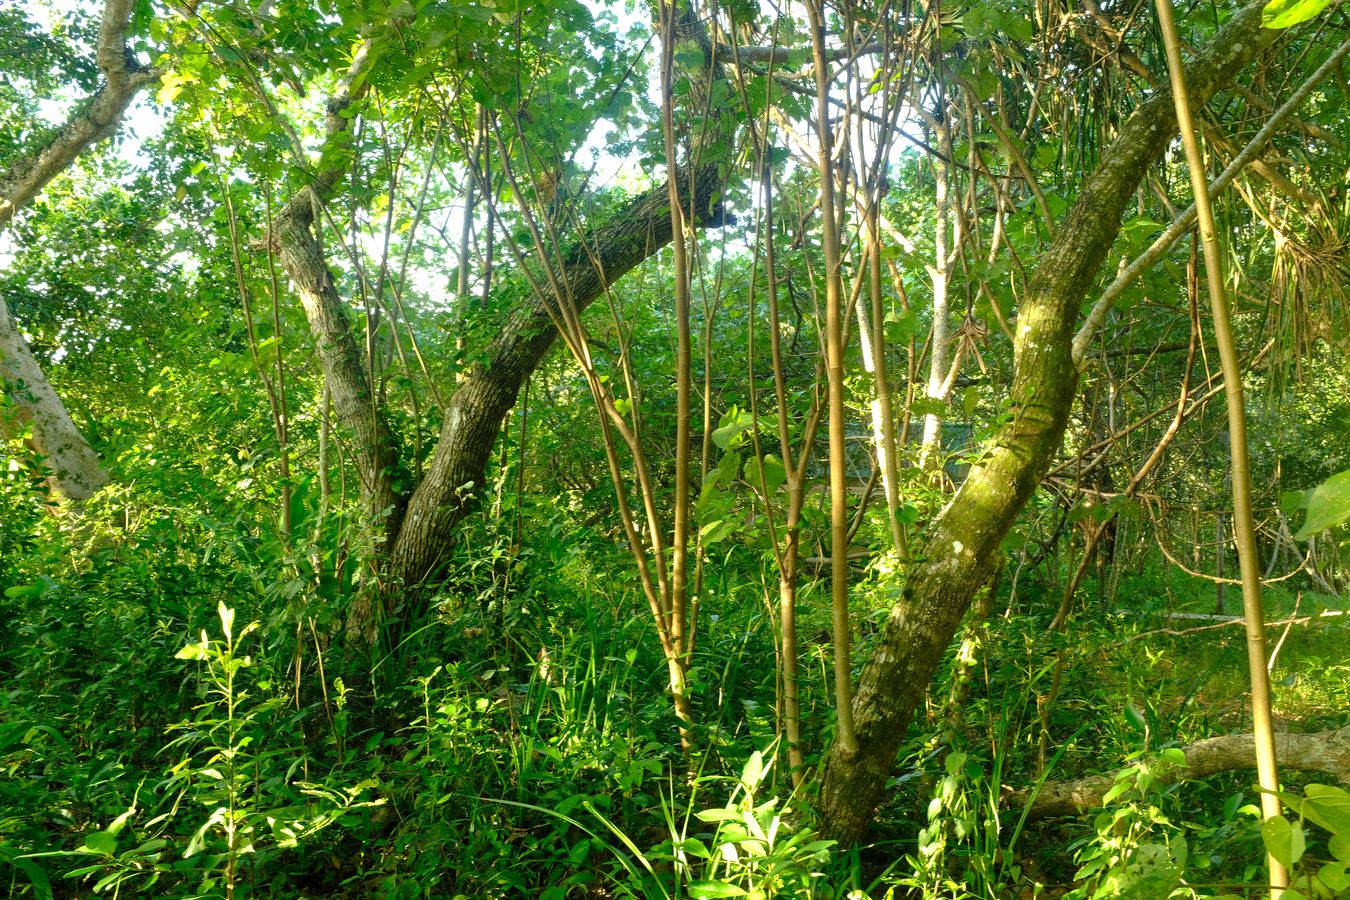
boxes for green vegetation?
[2,0,1348,896]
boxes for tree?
[0,0,156,502]
[6,0,1346,861]
[814,0,1293,842]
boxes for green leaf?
[567,838,591,865]
[1159,747,1188,767]
[80,831,117,856]
[1293,470,1350,539]
[884,307,924,343]
[0,847,52,900]
[689,881,749,898]
[741,750,765,789]
[1279,489,1307,517]
[1330,832,1350,863]
[696,808,743,823]
[910,396,947,417]
[218,602,235,641]
[673,42,705,72]
[712,407,756,451]
[700,518,736,545]
[1261,815,1304,869]
[1261,0,1332,28]
[677,837,712,858]
[744,454,786,494]
[1319,860,1350,893]
[1301,784,1350,834]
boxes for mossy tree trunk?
[815,0,1279,844]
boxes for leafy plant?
[1231,783,1350,900]
[1064,749,1193,899]
[665,747,835,899]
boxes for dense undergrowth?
[3,465,1347,899]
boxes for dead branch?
[1007,727,1350,817]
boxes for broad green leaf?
[673,42,705,72]
[1293,470,1350,539]
[700,518,736,545]
[1279,488,1307,517]
[677,837,712,858]
[1319,860,1350,893]
[1159,747,1188,767]
[910,397,947,417]
[744,454,785,494]
[712,407,756,451]
[0,846,52,900]
[884,307,924,343]
[1301,784,1350,834]
[1262,0,1332,28]
[80,831,117,856]
[1261,815,1305,869]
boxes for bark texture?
[0,0,157,502]
[1009,727,1350,818]
[0,302,109,500]
[815,0,1280,844]
[272,189,407,542]
[265,11,727,643]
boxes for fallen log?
[1008,726,1350,818]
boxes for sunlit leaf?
[1262,0,1332,28]
[1293,470,1350,540]
[1260,815,1305,869]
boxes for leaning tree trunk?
[384,162,726,601]
[1008,726,1350,818]
[262,5,728,645]
[0,301,110,501]
[815,0,1280,844]
[0,0,158,503]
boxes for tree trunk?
[272,189,407,543]
[0,301,110,501]
[814,0,1279,844]
[0,0,158,503]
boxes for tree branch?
[1009,727,1350,818]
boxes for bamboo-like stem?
[659,0,694,744]
[1153,0,1285,892]
[729,18,809,780]
[1072,33,1350,365]
[808,0,857,753]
